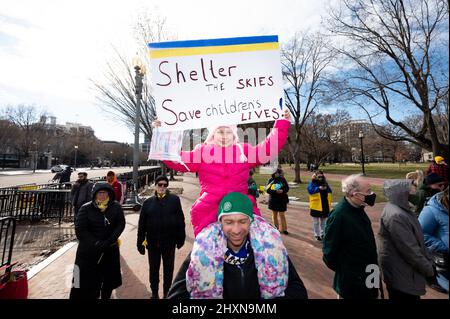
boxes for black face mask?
[363,193,377,206]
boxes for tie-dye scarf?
[186,215,289,299]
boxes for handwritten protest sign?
[148,35,284,132]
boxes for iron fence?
[0,217,16,268]
[0,166,163,223]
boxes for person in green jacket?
[322,173,380,299]
[408,172,446,216]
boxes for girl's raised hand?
[152,117,162,128]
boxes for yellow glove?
[117,239,121,247]
[142,239,148,247]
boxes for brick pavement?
[27,173,447,299]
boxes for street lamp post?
[358,131,366,176]
[74,145,78,170]
[132,55,146,192]
[32,140,37,173]
[122,55,146,212]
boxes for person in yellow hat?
[425,156,448,186]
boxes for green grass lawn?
[253,169,388,202]
[278,163,429,179]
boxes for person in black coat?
[266,168,290,234]
[137,175,186,299]
[70,172,94,218]
[69,182,125,299]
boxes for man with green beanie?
[167,192,308,299]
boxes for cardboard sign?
[148,128,184,161]
[148,35,284,132]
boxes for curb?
[27,241,77,280]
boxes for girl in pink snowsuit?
[158,111,291,237]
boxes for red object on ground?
[0,267,28,299]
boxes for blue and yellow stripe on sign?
[148,35,279,59]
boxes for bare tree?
[0,119,20,154]
[282,32,335,183]
[92,12,174,142]
[2,104,48,157]
[301,110,351,168]
[328,0,449,159]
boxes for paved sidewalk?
[27,173,447,299]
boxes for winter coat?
[59,167,72,183]
[71,180,94,209]
[378,179,434,296]
[418,192,449,255]
[408,181,441,216]
[164,119,290,236]
[109,180,122,204]
[425,162,448,183]
[266,176,289,212]
[307,180,332,218]
[167,216,307,299]
[322,197,379,299]
[137,191,186,249]
[71,182,126,298]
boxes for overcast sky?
[0,0,333,143]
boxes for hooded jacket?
[378,179,434,296]
[70,182,126,298]
[163,119,290,236]
[418,192,449,254]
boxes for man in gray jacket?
[71,172,94,218]
[378,179,436,299]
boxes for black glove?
[176,243,184,249]
[137,245,145,255]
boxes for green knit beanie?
[217,192,254,222]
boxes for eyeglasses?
[157,183,168,187]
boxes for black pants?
[148,243,176,297]
[387,286,420,300]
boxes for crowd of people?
[66,116,448,300]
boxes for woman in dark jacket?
[69,182,125,299]
[137,175,186,299]
[266,168,290,234]
[307,171,332,241]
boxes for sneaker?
[283,230,289,235]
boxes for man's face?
[351,179,373,206]
[155,180,168,194]
[213,127,234,147]
[221,214,251,250]
[78,174,86,181]
[96,190,109,202]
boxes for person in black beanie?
[137,175,186,299]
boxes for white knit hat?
[205,125,247,162]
